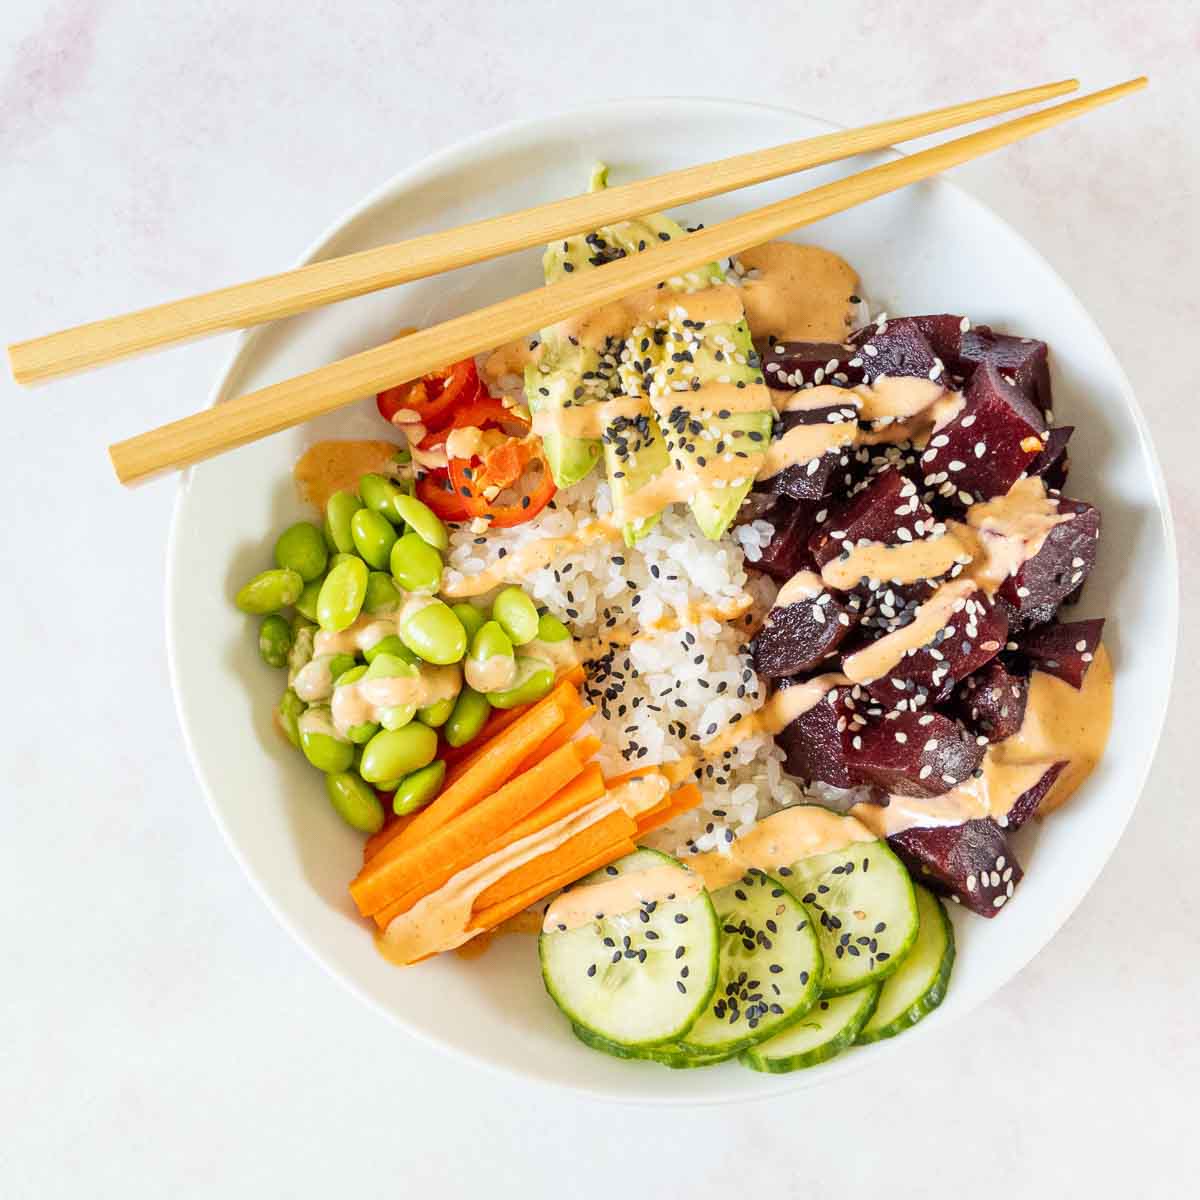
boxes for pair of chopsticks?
[6,77,1146,485]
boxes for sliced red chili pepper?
[377,357,481,431]
[416,472,475,522]
[449,395,530,435]
[449,443,556,528]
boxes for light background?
[1,2,1196,1197]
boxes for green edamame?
[337,664,367,686]
[537,611,572,643]
[392,494,449,551]
[324,490,363,554]
[492,586,539,646]
[392,760,447,816]
[274,521,328,581]
[359,473,405,524]
[487,656,555,709]
[299,707,355,773]
[364,635,418,665]
[359,722,438,785]
[277,689,305,748]
[295,575,324,622]
[466,620,517,693]
[351,508,398,570]
[235,567,303,615]
[451,603,488,643]
[317,557,369,632]
[399,597,467,666]
[444,686,490,748]
[364,571,402,614]
[364,652,419,730]
[389,532,443,593]
[258,614,293,668]
[328,653,357,682]
[287,619,315,679]
[333,665,378,743]
[324,771,385,834]
[416,695,456,728]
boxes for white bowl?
[168,98,1177,1103]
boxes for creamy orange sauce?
[331,662,461,738]
[541,863,703,932]
[482,338,543,388]
[821,530,972,592]
[313,613,395,657]
[737,242,860,342]
[774,569,824,608]
[465,654,518,693]
[703,673,849,759]
[960,476,1074,592]
[759,419,858,479]
[294,439,405,511]
[555,284,747,352]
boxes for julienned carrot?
[468,839,636,934]
[636,784,702,837]
[485,762,606,853]
[357,736,599,921]
[471,805,636,913]
[510,703,596,777]
[444,679,584,787]
[362,811,417,865]
[391,698,566,852]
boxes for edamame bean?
[299,707,355,773]
[324,490,363,554]
[392,446,413,466]
[389,532,443,593]
[492,586,539,646]
[328,653,357,682]
[363,634,418,665]
[359,473,405,524]
[317,557,368,632]
[451,602,487,643]
[487,656,554,709]
[392,760,447,816]
[277,688,305,748]
[537,611,572,643]
[364,571,402,615]
[333,665,379,742]
[329,552,360,569]
[364,652,419,729]
[399,597,467,666]
[337,664,367,686]
[258,614,293,668]
[295,576,324,623]
[274,521,328,581]
[287,619,315,679]
[466,620,517,692]
[444,686,490,747]
[324,771,385,834]
[416,695,455,728]
[235,567,303,615]
[351,508,398,570]
[359,722,438,784]
[392,494,449,551]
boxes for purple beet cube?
[761,454,842,502]
[1026,426,1073,491]
[920,362,1047,504]
[1004,761,1067,830]
[753,497,820,583]
[775,681,854,789]
[1015,618,1105,689]
[889,818,1022,916]
[997,497,1100,627]
[754,592,857,678]
[848,317,945,386]
[758,340,862,390]
[952,659,1028,742]
[809,467,934,570]
[843,707,985,797]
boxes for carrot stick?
[391,697,566,852]
[636,784,703,837]
[510,703,595,777]
[472,806,635,912]
[488,762,606,851]
[362,811,417,865]
[468,838,635,933]
[355,737,598,920]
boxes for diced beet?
[760,453,841,502]
[809,467,933,570]
[758,340,862,390]
[775,681,853,789]
[1016,618,1105,689]
[888,818,1022,917]
[753,498,820,583]
[844,708,985,797]
[753,593,857,678]
[865,588,1008,706]
[848,318,943,385]
[1026,426,1073,491]
[920,361,1046,504]
[1005,761,1067,830]
[736,490,783,525]
[909,314,971,374]
[952,659,1028,742]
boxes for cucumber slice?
[783,838,919,995]
[740,986,880,1073]
[857,885,954,1043]
[539,850,719,1050]
[675,869,823,1062]
[569,1024,730,1069]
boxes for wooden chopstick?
[9,80,1080,384]
[108,77,1146,486]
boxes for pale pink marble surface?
[1,2,1197,1196]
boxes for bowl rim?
[166,95,1179,1104]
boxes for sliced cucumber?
[857,885,954,1043]
[783,838,918,995]
[539,850,718,1050]
[740,985,880,1073]
[675,869,822,1062]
